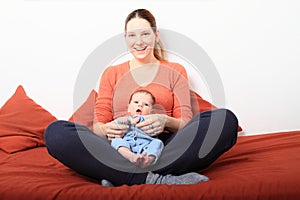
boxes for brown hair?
[129,89,156,105]
[125,9,166,61]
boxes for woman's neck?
[130,57,159,69]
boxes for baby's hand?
[130,116,141,125]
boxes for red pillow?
[0,85,57,153]
[69,90,97,131]
[190,90,242,132]
[190,90,217,114]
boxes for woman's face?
[125,18,158,62]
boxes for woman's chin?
[134,51,147,58]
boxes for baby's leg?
[118,146,143,165]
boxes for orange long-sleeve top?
[95,60,192,124]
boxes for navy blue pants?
[44,109,238,186]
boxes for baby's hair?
[129,89,156,105]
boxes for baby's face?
[128,93,153,116]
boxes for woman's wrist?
[93,122,107,138]
[165,115,186,132]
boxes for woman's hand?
[136,114,187,136]
[135,114,167,137]
[93,121,129,141]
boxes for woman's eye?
[142,32,150,36]
[127,33,135,38]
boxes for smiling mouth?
[134,46,147,51]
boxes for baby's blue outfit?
[111,115,164,164]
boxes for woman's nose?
[135,35,142,44]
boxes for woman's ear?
[155,30,160,43]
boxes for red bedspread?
[1,131,300,200]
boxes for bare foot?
[139,153,155,168]
[129,153,143,166]
[118,147,143,166]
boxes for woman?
[45,9,238,186]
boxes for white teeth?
[135,47,147,51]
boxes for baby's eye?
[133,101,139,104]
[144,103,149,107]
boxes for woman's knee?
[45,120,68,136]
[44,120,72,148]
[223,108,237,120]
[200,108,238,145]
[216,108,238,147]
[210,108,238,130]
[222,108,238,132]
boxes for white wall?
[0,0,299,135]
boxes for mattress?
[1,130,299,200]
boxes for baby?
[111,89,164,168]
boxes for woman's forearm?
[165,116,187,133]
[93,122,106,137]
